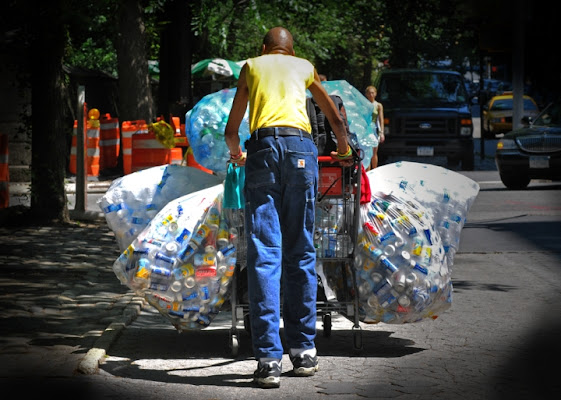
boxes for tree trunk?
[157,0,193,120]
[116,0,155,123]
[30,1,70,224]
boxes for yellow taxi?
[482,93,540,139]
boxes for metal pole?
[512,0,525,131]
[75,85,87,212]
[479,54,485,160]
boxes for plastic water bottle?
[372,278,397,309]
[132,258,151,289]
[326,226,338,257]
[217,221,230,248]
[191,224,211,248]
[206,206,220,230]
[154,251,176,270]
[411,235,424,256]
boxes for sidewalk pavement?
[2,178,146,377]
[7,179,114,221]
[0,216,147,377]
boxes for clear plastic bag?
[112,185,240,331]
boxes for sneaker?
[290,353,319,376]
[253,360,281,388]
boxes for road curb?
[77,296,146,375]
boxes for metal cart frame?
[228,155,364,356]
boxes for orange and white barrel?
[131,131,183,173]
[0,133,9,208]
[69,119,100,177]
[121,120,148,175]
[86,120,100,176]
[184,146,214,174]
[99,113,120,171]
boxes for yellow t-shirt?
[246,54,314,133]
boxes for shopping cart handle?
[318,156,334,163]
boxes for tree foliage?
[60,0,478,103]
[2,0,481,224]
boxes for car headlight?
[496,138,517,150]
[460,127,472,136]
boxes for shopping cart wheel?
[322,313,332,337]
[229,328,239,357]
[243,313,252,335]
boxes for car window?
[535,103,561,126]
[378,72,468,105]
[491,99,511,111]
[523,98,538,110]
[490,98,538,111]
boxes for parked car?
[376,69,474,170]
[480,79,501,101]
[495,100,561,189]
[482,93,540,138]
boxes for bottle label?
[182,291,198,301]
[192,224,211,246]
[364,221,380,236]
[196,267,217,279]
[378,231,396,245]
[176,228,192,244]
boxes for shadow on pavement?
[100,308,424,385]
[490,304,561,399]
[462,219,561,253]
[0,222,130,378]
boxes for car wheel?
[462,152,474,171]
[500,173,531,189]
[461,141,474,171]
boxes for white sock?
[289,347,317,358]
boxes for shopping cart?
[228,154,364,356]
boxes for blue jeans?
[243,130,318,360]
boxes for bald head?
[262,27,295,55]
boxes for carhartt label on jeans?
[298,159,305,168]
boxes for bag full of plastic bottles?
[345,161,480,324]
[112,183,241,331]
[98,164,222,252]
[185,80,377,174]
[367,161,480,268]
[319,80,378,167]
[353,190,451,324]
[185,88,251,174]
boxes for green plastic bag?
[223,163,245,209]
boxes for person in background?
[365,85,384,170]
[224,26,352,389]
